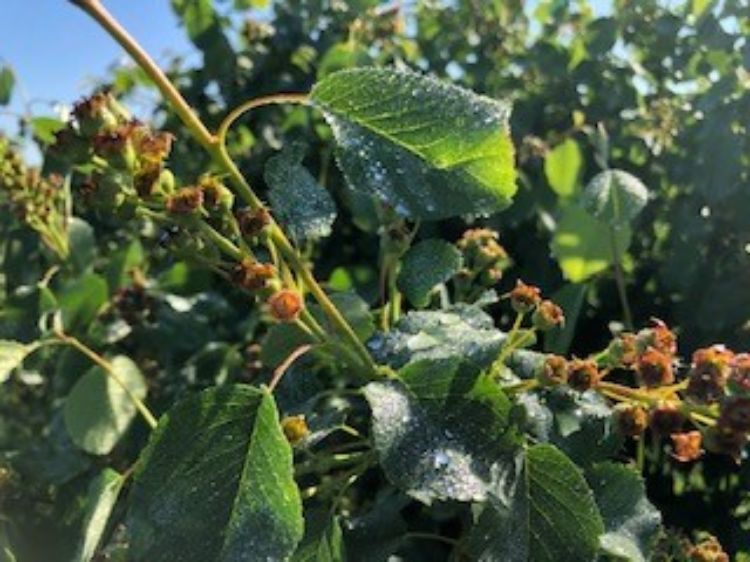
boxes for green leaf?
[518,387,622,466]
[586,463,661,562]
[30,116,65,145]
[551,205,631,282]
[58,272,109,330]
[468,444,604,562]
[0,340,36,384]
[73,469,125,562]
[63,356,147,455]
[292,511,345,562]
[364,358,520,504]
[265,143,337,241]
[127,385,303,562]
[397,239,462,307]
[544,138,583,197]
[543,283,587,355]
[105,239,144,292]
[311,68,516,220]
[369,303,505,369]
[171,0,235,85]
[0,66,14,106]
[68,218,96,273]
[581,169,648,226]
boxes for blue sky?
[0,1,193,139]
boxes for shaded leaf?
[292,511,344,562]
[63,356,147,455]
[68,218,96,273]
[265,142,337,241]
[468,444,604,562]
[551,205,631,282]
[544,283,587,355]
[397,239,462,307]
[518,387,622,466]
[581,169,648,226]
[127,385,303,562]
[73,469,125,562]
[544,138,583,197]
[58,272,108,330]
[364,358,520,504]
[311,67,516,220]
[587,463,661,562]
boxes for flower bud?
[536,354,568,386]
[670,431,702,462]
[509,280,541,314]
[237,207,272,238]
[728,353,750,395]
[567,358,600,392]
[687,535,729,562]
[92,122,139,171]
[614,403,648,437]
[136,130,174,165]
[281,415,309,445]
[532,300,564,331]
[232,258,276,291]
[606,332,638,368]
[72,91,125,136]
[166,186,204,214]
[635,347,674,388]
[686,345,735,404]
[636,319,677,356]
[268,289,304,322]
[648,402,685,436]
[199,175,234,212]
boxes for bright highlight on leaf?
[311,67,517,220]
[582,169,649,226]
[265,142,337,241]
[544,138,583,197]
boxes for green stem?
[54,330,158,429]
[70,0,378,379]
[609,227,634,330]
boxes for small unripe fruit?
[607,332,638,368]
[567,358,600,392]
[237,207,272,238]
[686,345,735,404]
[268,289,303,322]
[635,347,674,388]
[536,354,568,386]
[728,353,750,395]
[532,300,564,331]
[687,535,729,562]
[509,280,541,314]
[199,175,234,212]
[232,258,276,291]
[636,319,677,356]
[670,431,702,462]
[166,186,204,214]
[614,403,648,437]
[281,415,309,445]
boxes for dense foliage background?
[1,0,749,560]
